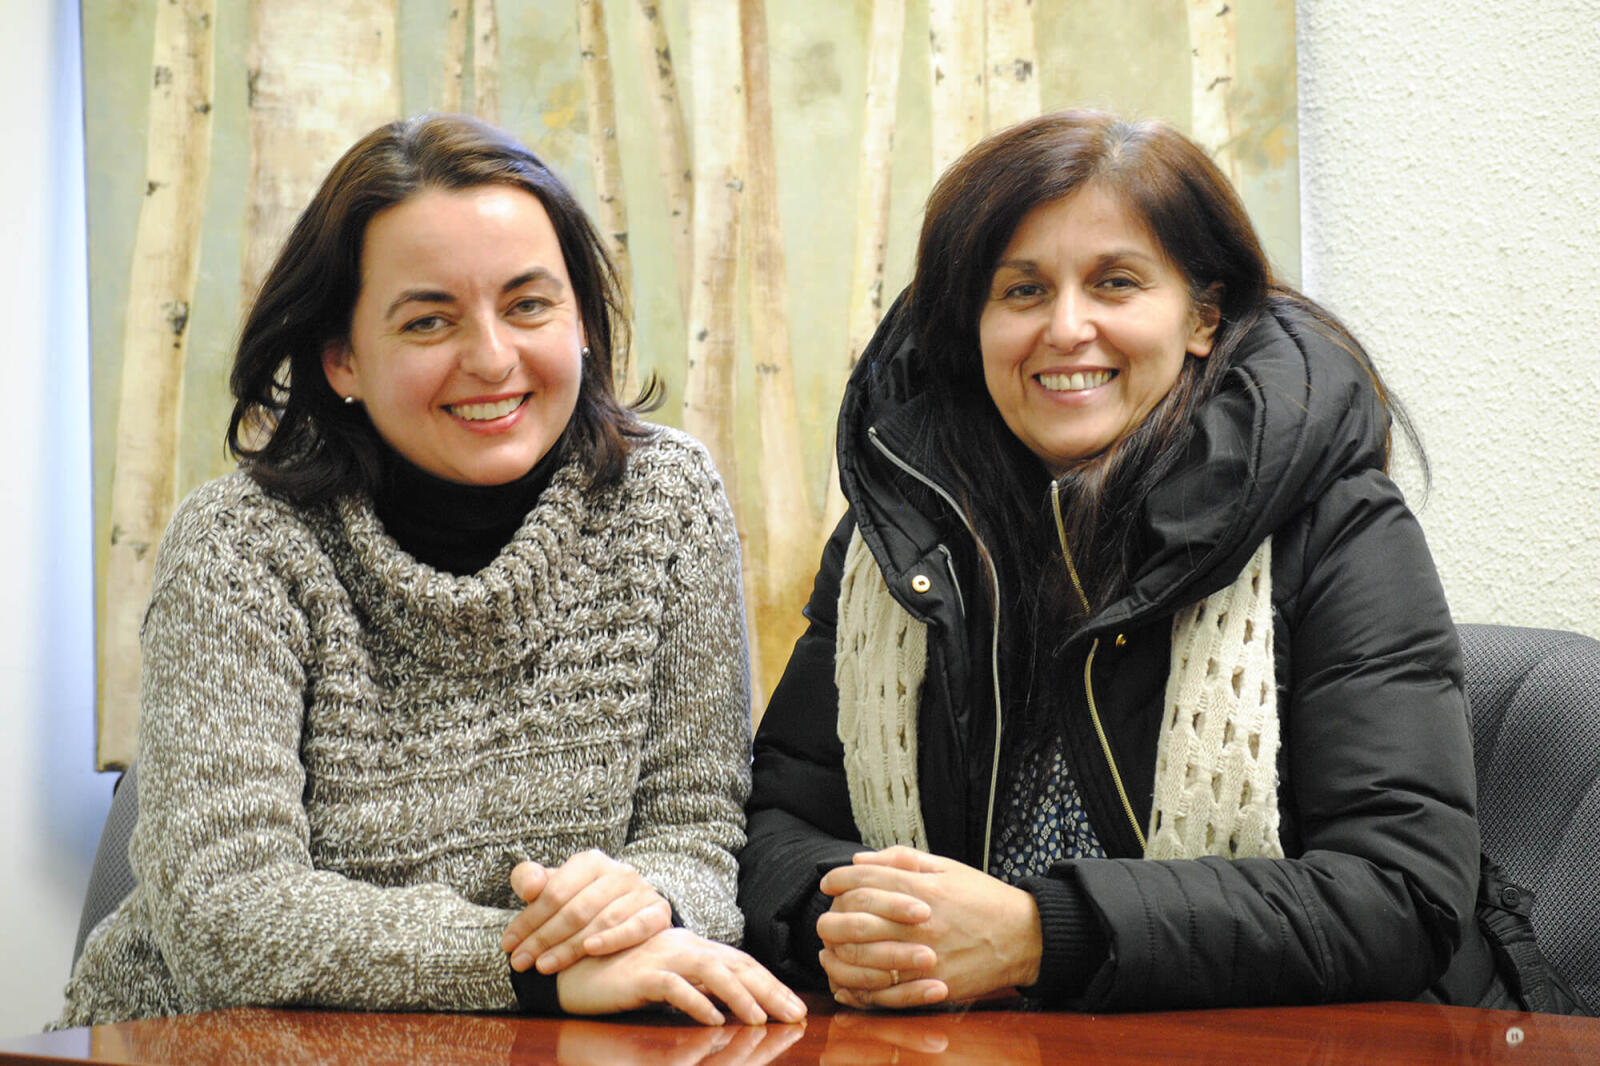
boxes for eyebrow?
[991,258,1042,276]
[992,249,1159,276]
[384,288,453,320]
[382,268,565,320]
[503,267,564,295]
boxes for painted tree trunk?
[442,3,468,113]
[1186,0,1241,188]
[99,0,216,769]
[630,0,693,321]
[822,0,904,537]
[984,0,1039,131]
[474,0,501,122]
[683,0,759,702]
[577,0,637,395]
[929,0,984,173]
[740,0,813,708]
[241,0,401,310]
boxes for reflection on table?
[4,994,1599,1065]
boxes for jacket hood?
[837,289,1393,632]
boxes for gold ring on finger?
[889,968,900,986]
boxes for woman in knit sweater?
[59,115,803,1028]
[738,111,1549,1012]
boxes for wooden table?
[4,995,1598,1064]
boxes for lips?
[445,394,528,421]
[1037,369,1114,392]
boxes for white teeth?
[1038,370,1113,392]
[448,394,526,421]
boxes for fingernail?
[510,953,531,972]
[535,954,556,974]
[833,990,850,1005]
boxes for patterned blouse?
[989,732,1105,883]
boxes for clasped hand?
[501,851,806,1026]
[502,849,672,975]
[816,846,1043,1010]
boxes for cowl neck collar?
[317,451,598,676]
[373,446,563,575]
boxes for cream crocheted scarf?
[835,528,1284,862]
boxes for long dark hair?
[227,114,658,504]
[908,109,1420,615]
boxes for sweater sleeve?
[129,488,522,1015]
[1050,471,1480,1011]
[616,440,753,944]
[738,514,867,990]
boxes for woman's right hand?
[503,851,673,974]
[554,928,808,1027]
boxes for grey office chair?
[71,762,138,965]
[1460,623,1600,1013]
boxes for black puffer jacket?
[739,297,1491,1010]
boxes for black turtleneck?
[373,445,564,575]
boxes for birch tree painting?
[1186,0,1242,187]
[98,0,216,768]
[474,0,501,122]
[577,0,637,393]
[84,0,1300,757]
[739,0,814,694]
[242,1,401,305]
[984,0,1039,131]
[630,0,693,320]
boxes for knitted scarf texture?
[836,530,1283,861]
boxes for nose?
[1045,290,1095,351]
[459,315,516,383]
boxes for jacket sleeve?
[738,514,866,989]
[1029,470,1480,1010]
[618,442,754,944]
[127,492,522,1016]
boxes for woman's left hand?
[556,928,809,1026]
[502,850,674,974]
[817,846,1043,1009]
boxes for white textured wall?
[0,0,108,1039]
[1297,0,1600,638]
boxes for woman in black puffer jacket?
[739,110,1575,1013]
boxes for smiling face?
[322,184,585,486]
[977,184,1219,477]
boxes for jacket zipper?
[867,426,1005,872]
[1049,479,1148,852]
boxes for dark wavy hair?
[907,109,1420,613]
[227,114,658,504]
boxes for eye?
[1002,281,1046,300]
[509,295,551,317]
[401,313,449,335]
[1096,274,1141,292]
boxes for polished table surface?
[5,995,1599,1065]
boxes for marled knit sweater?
[56,426,752,1026]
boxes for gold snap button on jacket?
[910,574,932,594]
